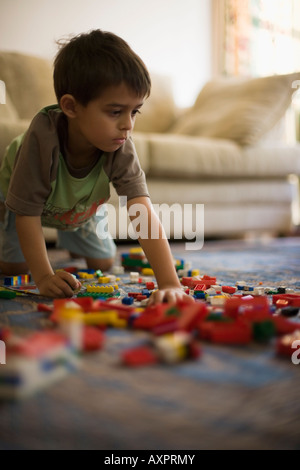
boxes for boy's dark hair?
[53,29,151,105]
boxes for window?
[213,0,300,77]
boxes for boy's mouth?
[113,137,126,145]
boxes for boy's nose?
[120,114,134,131]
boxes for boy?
[0,30,193,305]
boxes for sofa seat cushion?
[144,179,297,205]
[131,133,150,173]
[141,133,300,178]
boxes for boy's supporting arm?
[15,215,80,297]
[127,197,194,305]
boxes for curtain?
[213,0,300,77]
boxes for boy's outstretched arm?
[15,215,81,297]
[127,197,194,305]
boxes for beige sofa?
[1,51,300,243]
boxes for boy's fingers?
[148,288,195,305]
[56,271,80,290]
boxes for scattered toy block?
[276,330,300,358]
[82,326,105,352]
[198,319,252,344]
[122,346,158,367]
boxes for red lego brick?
[194,284,206,292]
[128,292,141,298]
[146,282,155,290]
[122,346,158,366]
[222,286,236,294]
[188,341,202,359]
[151,317,180,335]
[202,275,217,280]
[272,315,300,335]
[136,294,147,302]
[181,277,199,288]
[198,319,252,344]
[93,299,134,314]
[37,303,53,313]
[131,305,165,330]
[224,296,270,321]
[176,301,208,332]
[273,294,300,308]
[276,331,300,358]
[82,326,105,351]
[0,327,11,342]
[7,331,68,357]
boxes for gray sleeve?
[104,137,149,201]
[5,113,60,216]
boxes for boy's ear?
[60,94,78,118]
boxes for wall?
[0,0,212,107]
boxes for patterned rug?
[0,237,299,450]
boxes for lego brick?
[122,346,158,367]
[198,319,252,344]
[82,326,105,352]
[273,294,300,308]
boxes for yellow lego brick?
[110,317,127,328]
[98,276,111,283]
[58,308,84,322]
[191,269,200,277]
[83,311,119,326]
[86,285,114,293]
[129,247,144,254]
[77,272,94,279]
[141,268,154,276]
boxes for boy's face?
[69,83,145,153]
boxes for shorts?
[0,198,116,263]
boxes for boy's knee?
[85,257,115,272]
[0,261,29,276]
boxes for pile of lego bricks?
[1,246,300,399]
[64,247,300,363]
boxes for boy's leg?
[57,206,117,271]
[0,200,29,275]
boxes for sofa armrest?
[0,119,30,165]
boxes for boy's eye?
[108,109,141,117]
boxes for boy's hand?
[147,287,195,306]
[37,271,81,298]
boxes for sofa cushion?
[170,72,300,146]
[0,91,18,122]
[133,74,177,133]
[0,52,56,120]
[143,132,300,178]
[0,119,30,164]
[131,133,150,173]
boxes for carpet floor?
[0,236,299,450]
